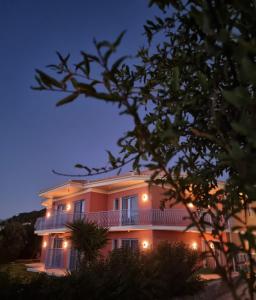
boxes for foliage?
[0,222,27,263]
[0,209,44,263]
[0,243,203,300]
[33,0,256,299]
[66,219,108,268]
[0,209,45,226]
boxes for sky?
[0,0,157,219]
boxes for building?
[34,171,228,272]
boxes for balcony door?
[121,195,138,225]
[55,204,66,227]
[73,200,85,221]
[45,237,64,269]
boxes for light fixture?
[191,241,198,250]
[142,240,149,249]
[46,211,51,218]
[188,203,194,208]
[209,242,215,249]
[66,203,71,211]
[43,241,47,248]
[142,193,149,202]
[63,240,68,249]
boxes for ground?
[0,262,37,283]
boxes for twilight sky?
[0,0,156,219]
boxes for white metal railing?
[35,209,212,231]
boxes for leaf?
[36,69,63,89]
[107,151,117,167]
[76,83,96,95]
[113,31,126,48]
[56,92,79,107]
[56,51,70,65]
[144,26,153,43]
[111,56,128,72]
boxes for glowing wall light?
[142,193,149,202]
[191,241,198,250]
[63,240,68,249]
[188,203,194,208]
[46,211,51,218]
[66,203,71,211]
[43,241,47,248]
[142,240,149,249]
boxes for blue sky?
[0,0,156,219]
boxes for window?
[112,239,119,250]
[56,204,66,213]
[73,200,85,221]
[121,239,139,252]
[113,198,119,210]
[53,238,63,249]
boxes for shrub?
[0,243,204,300]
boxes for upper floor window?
[73,200,85,221]
[56,204,66,213]
[113,198,119,210]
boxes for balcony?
[35,209,212,233]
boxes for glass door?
[121,195,138,225]
[73,200,85,221]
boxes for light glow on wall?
[46,211,51,218]
[142,193,149,202]
[188,203,194,208]
[63,240,68,249]
[66,203,71,211]
[209,242,215,249]
[191,241,198,250]
[142,240,149,249]
[43,241,47,248]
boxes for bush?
[0,243,204,300]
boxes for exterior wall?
[150,185,188,209]
[102,230,154,256]
[89,192,108,212]
[152,230,204,251]
[107,185,150,210]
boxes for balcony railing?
[35,209,211,232]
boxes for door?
[121,195,138,225]
[55,204,66,227]
[47,237,63,268]
[73,200,85,221]
[69,248,79,271]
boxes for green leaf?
[36,69,63,89]
[56,92,79,107]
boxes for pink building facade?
[35,172,227,270]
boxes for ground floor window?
[112,239,119,250]
[121,239,139,252]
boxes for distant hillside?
[0,209,45,226]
